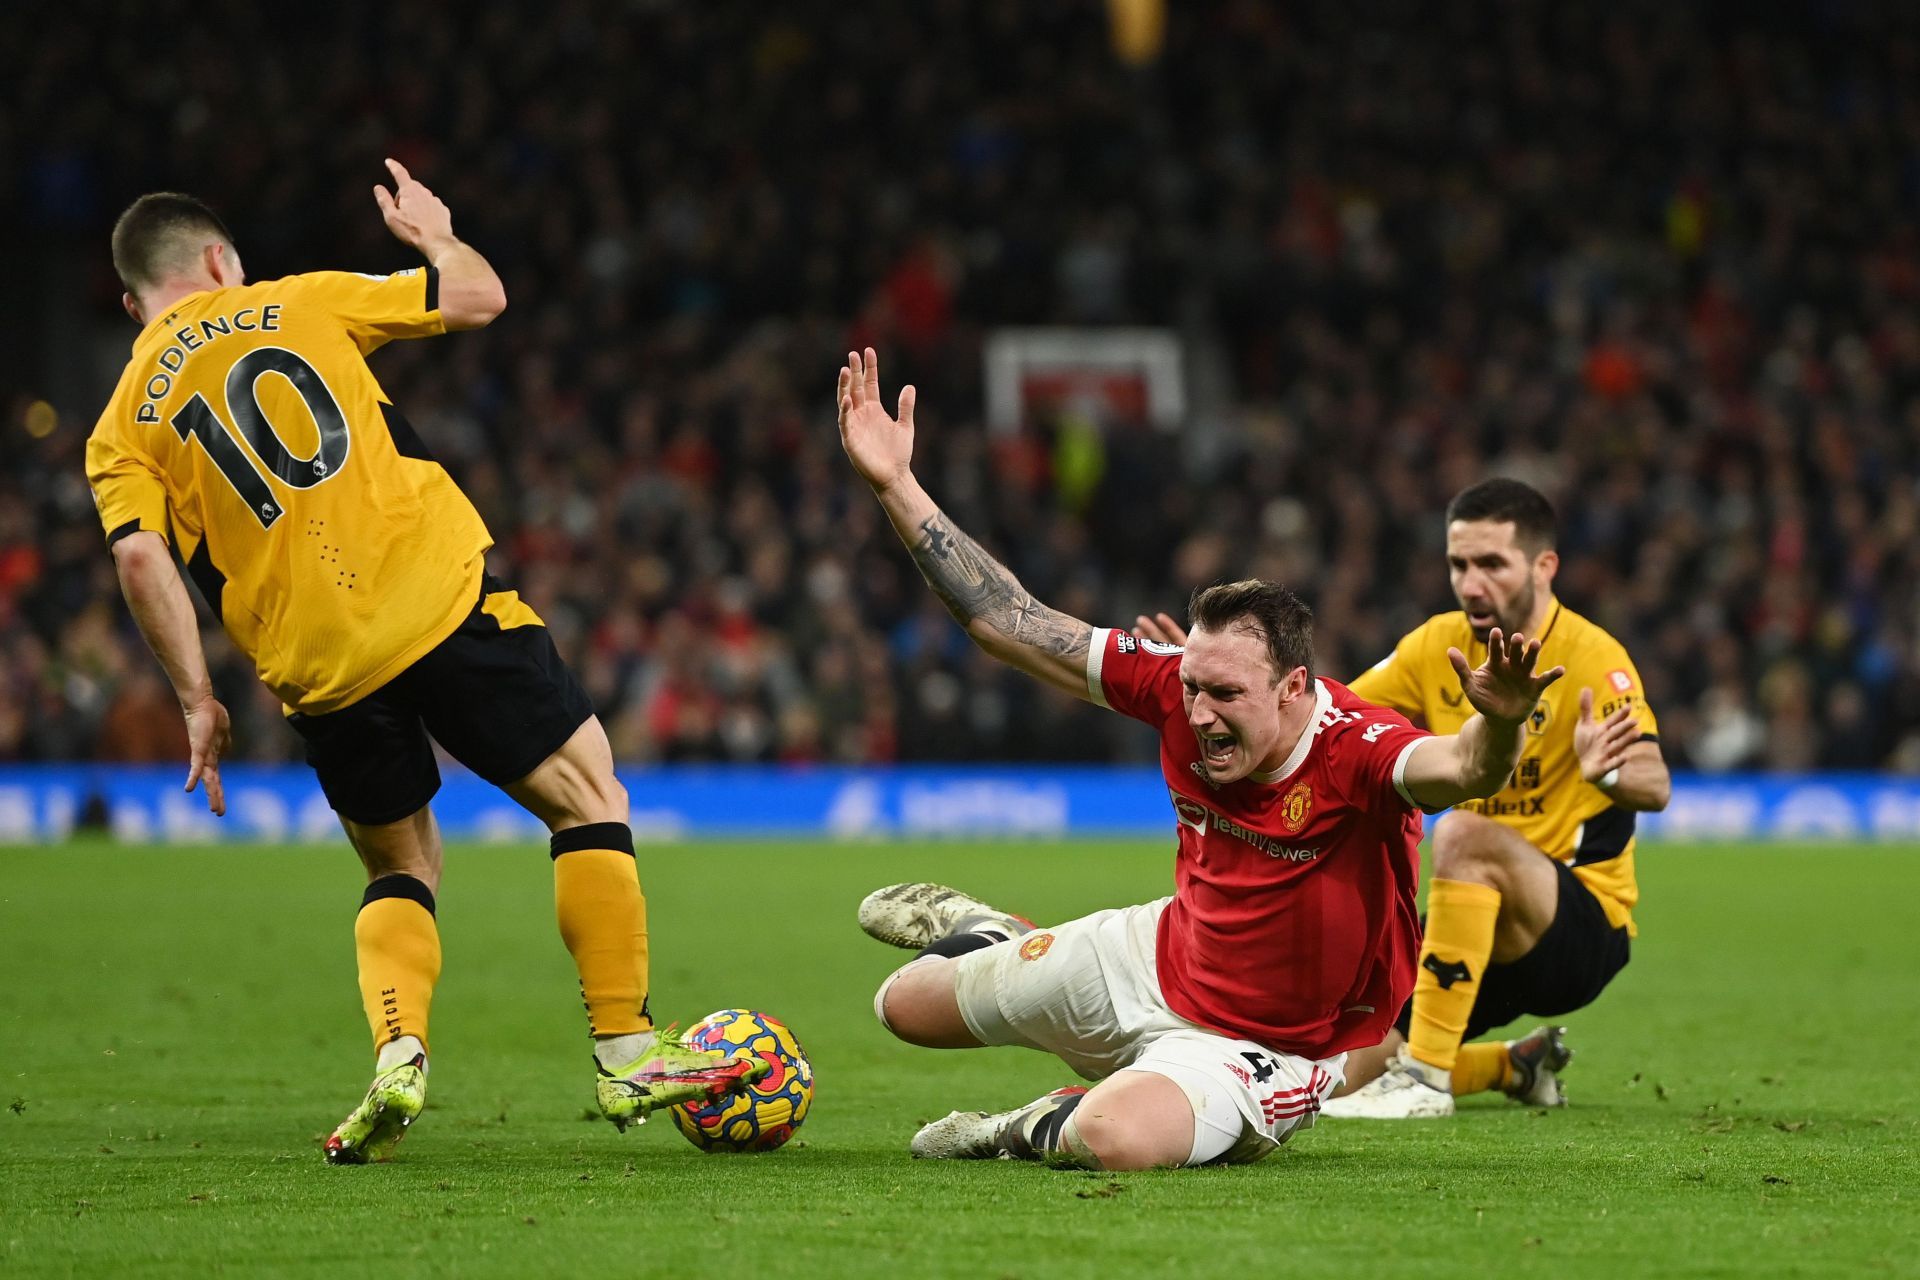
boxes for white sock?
[376,1035,426,1073]
[594,1030,657,1071]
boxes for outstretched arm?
[373,158,505,330]
[1399,628,1565,810]
[836,349,1095,702]
[110,531,231,816]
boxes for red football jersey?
[1086,627,1430,1058]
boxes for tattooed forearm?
[910,513,1090,658]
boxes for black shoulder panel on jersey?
[1573,804,1636,865]
[380,400,438,462]
[183,539,227,625]
[424,265,440,313]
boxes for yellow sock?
[355,877,442,1055]
[552,824,651,1038]
[1452,1042,1511,1096]
[1407,877,1502,1073]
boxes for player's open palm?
[373,158,455,253]
[1447,628,1565,725]
[837,347,917,494]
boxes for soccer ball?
[669,1009,814,1153]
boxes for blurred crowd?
[5,0,1918,772]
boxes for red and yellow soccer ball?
[669,1009,814,1153]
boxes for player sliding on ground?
[87,167,762,1164]
[1133,479,1671,1117]
[835,348,1563,1169]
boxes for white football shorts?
[951,896,1345,1163]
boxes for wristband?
[1596,767,1621,792]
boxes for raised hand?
[1574,687,1642,783]
[183,693,231,817]
[1446,628,1565,725]
[836,347,918,494]
[373,158,456,254]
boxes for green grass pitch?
[3,840,1916,1278]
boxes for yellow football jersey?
[1348,601,1659,934]
[87,269,491,715]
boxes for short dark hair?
[1187,579,1314,682]
[1445,478,1557,553]
[111,193,235,294]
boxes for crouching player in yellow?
[1329,478,1670,1115]
[86,167,761,1162]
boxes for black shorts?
[287,576,596,825]
[1397,858,1631,1043]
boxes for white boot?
[1319,1047,1455,1119]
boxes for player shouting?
[834,349,1562,1169]
[87,165,759,1163]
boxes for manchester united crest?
[1018,932,1055,961]
[1280,781,1314,833]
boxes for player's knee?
[1431,811,1504,881]
[873,974,908,1039]
[1066,1108,1178,1172]
[873,958,970,1047]
[877,995,944,1048]
[874,970,931,1043]
[1068,1073,1200,1170]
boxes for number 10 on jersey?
[171,348,352,529]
